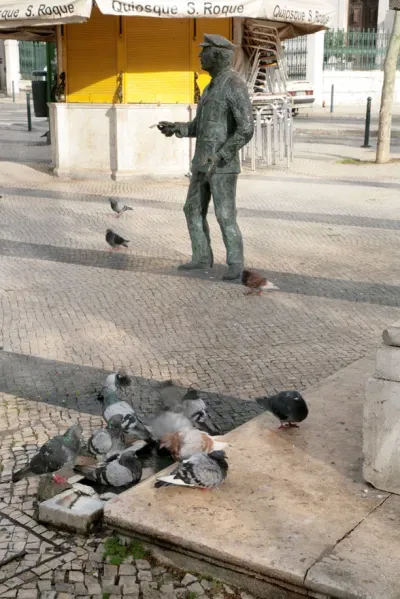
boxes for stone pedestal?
[363,325,400,494]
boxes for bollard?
[12,81,15,103]
[26,91,32,132]
[361,97,372,148]
[330,84,334,113]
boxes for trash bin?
[31,70,48,118]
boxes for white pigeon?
[149,410,193,441]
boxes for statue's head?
[199,33,235,74]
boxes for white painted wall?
[329,0,349,30]
[322,70,400,106]
[4,40,20,96]
[50,103,194,179]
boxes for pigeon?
[12,424,83,483]
[256,390,308,430]
[102,387,152,441]
[88,415,126,460]
[181,388,221,434]
[241,269,279,295]
[105,229,129,252]
[105,370,132,391]
[97,370,132,400]
[158,381,221,435]
[109,198,133,218]
[74,447,142,488]
[149,410,193,441]
[155,450,228,489]
[159,429,228,461]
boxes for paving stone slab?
[105,358,388,592]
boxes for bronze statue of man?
[157,33,254,280]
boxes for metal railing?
[282,35,307,80]
[19,41,47,80]
[324,29,400,71]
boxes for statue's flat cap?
[199,33,236,51]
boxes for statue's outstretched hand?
[157,121,178,137]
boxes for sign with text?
[96,0,334,26]
[0,0,91,27]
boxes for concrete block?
[72,483,97,496]
[38,489,105,533]
[375,343,400,382]
[383,326,400,347]
[363,376,400,493]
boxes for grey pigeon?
[256,390,308,429]
[109,198,133,218]
[105,229,129,251]
[102,387,152,441]
[158,381,221,435]
[74,447,142,488]
[88,415,125,460]
[12,424,83,482]
[149,410,193,441]
[97,370,132,400]
[155,450,228,489]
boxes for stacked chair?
[241,19,294,170]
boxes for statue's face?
[199,45,215,71]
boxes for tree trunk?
[376,11,400,164]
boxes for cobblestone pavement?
[1,103,400,597]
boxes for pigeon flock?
[104,198,278,294]
[12,369,309,492]
[10,200,300,493]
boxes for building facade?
[329,0,395,30]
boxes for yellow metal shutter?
[192,18,232,95]
[65,6,118,103]
[125,17,192,104]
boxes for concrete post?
[306,31,325,107]
[5,40,20,97]
[363,324,400,494]
[0,40,6,92]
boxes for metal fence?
[324,29,400,71]
[19,41,47,80]
[282,35,307,80]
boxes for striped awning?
[0,0,335,38]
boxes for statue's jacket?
[175,68,254,174]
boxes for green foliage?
[103,536,147,565]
